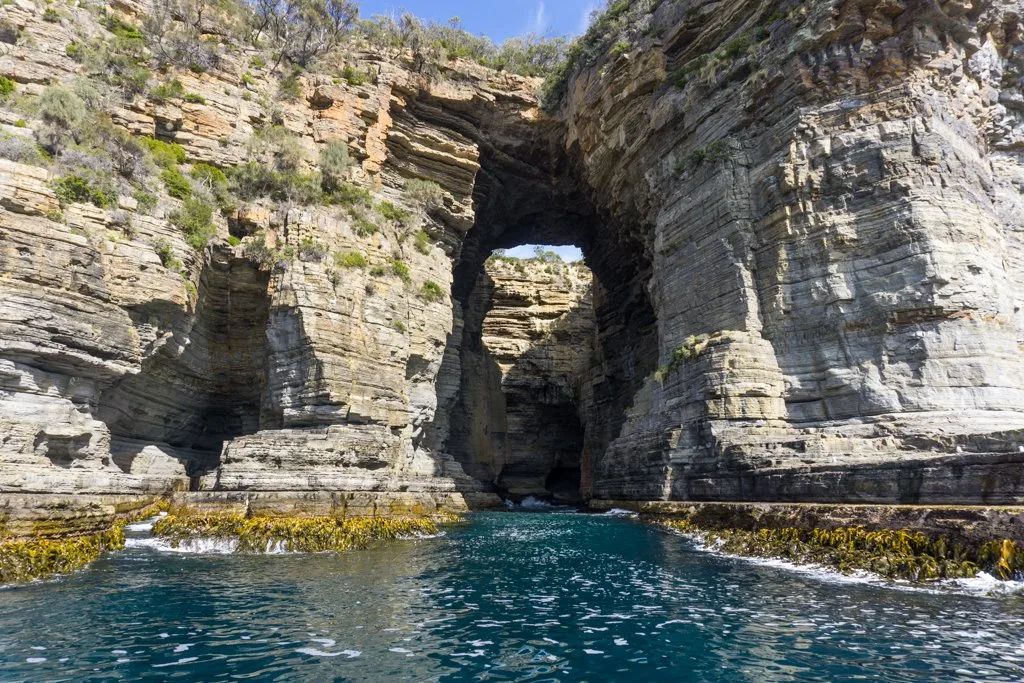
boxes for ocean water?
[1,511,1023,681]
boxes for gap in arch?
[448,243,594,504]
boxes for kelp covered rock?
[0,526,126,584]
[656,519,1024,583]
[152,514,456,553]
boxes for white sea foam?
[25,657,45,663]
[152,657,198,667]
[295,648,360,658]
[172,644,194,653]
[398,531,446,540]
[125,537,238,554]
[583,649,604,655]
[519,496,556,509]
[310,638,336,647]
[676,530,1024,596]
[602,508,638,518]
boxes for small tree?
[37,87,86,153]
[319,140,351,191]
[250,0,359,71]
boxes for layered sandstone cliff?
[449,257,594,502]
[0,0,1023,533]
[561,0,1024,504]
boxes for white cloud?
[577,3,599,34]
[526,1,549,35]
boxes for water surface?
[1,511,1023,681]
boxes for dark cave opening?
[440,131,659,503]
[447,251,593,503]
[96,245,272,476]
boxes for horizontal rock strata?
[0,0,1023,534]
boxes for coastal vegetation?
[0,527,127,584]
[657,518,1024,583]
[152,513,456,553]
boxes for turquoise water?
[1,511,1023,681]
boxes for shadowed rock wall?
[1,0,1023,531]
[449,259,595,502]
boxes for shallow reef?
[0,526,127,584]
[656,518,1024,582]
[152,513,461,553]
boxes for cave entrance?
[96,245,272,481]
[448,244,593,503]
[437,132,659,505]
[395,89,658,505]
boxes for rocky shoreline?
[592,499,1024,583]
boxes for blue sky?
[357,0,601,42]
[503,244,584,262]
[358,1,594,263]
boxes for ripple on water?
[0,512,1022,681]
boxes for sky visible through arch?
[355,1,595,263]
[356,0,601,43]
[501,245,584,262]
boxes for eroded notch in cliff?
[97,246,272,474]
[448,255,594,503]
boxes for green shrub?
[227,235,242,246]
[718,35,753,61]
[0,76,15,100]
[414,230,432,254]
[152,239,182,270]
[141,136,187,167]
[53,174,117,208]
[298,237,327,261]
[170,198,215,250]
[393,320,406,333]
[682,139,730,170]
[351,212,377,237]
[378,200,409,223]
[37,86,86,152]
[249,54,266,69]
[277,71,302,101]
[611,40,631,56]
[420,280,444,303]
[242,233,277,268]
[42,8,60,23]
[150,79,185,102]
[326,182,372,207]
[334,250,367,268]
[133,189,157,214]
[229,161,278,199]
[161,167,193,199]
[390,259,410,283]
[190,162,228,188]
[13,119,25,127]
[102,15,145,43]
[339,64,373,85]
[668,55,710,89]
[183,92,206,104]
[404,178,444,206]
[319,141,351,192]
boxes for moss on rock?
[0,526,126,584]
[152,513,457,553]
[655,518,1024,583]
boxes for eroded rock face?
[449,259,594,502]
[1,0,1023,530]
[560,0,1024,505]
